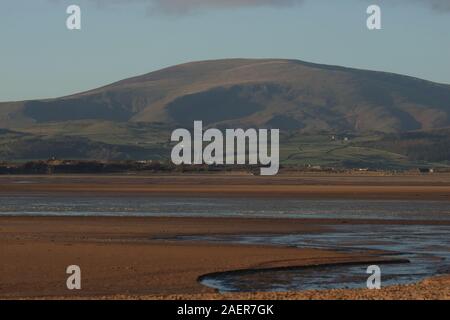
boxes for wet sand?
[1,174,449,300]
[0,216,422,299]
[1,173,450,200]
[133,275,450,300]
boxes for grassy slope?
[280,133,411,168]
[2,59,450,133]
[0,122,441,169]
[1,59,450,166]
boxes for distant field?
[1,59,450,168]
[1,121,449,169]
[279,133,410,168]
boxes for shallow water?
[1,195,449,292]
[1,196,450,221]
[192,225,450,292]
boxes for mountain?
[1,58,450,133]
[1,58,450,166]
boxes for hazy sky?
[1,0,449,102]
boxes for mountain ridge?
[1,59,450,166]
[1,58,450,134]
[0,59,450,138]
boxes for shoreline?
[2,173,450,200]
[13,275,450,300]
[1,216,449,300]
[0,215,426,299]
[1,174,449,300]
[119,275,450,300]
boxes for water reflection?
[192,225,450,292]
[0,196,449,221]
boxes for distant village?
[0,158,442,175]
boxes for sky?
[1,0,449,102]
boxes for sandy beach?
[135,275,450,300]
[1,173,450,200]
[1,173,449,300]
[0,215,448,299]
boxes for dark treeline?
[0,160,263,175]
[0,160,170,175]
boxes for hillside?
[1,58,450,166]
[1,59,450,132]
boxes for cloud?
[150,0,305,14]
[417,0,450,11]
[374,0,450,12]
[88,0,450,15]
[88,0,305,15]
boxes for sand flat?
[1,174,449,299]
[0,216,412,299]
[2,173,450,200]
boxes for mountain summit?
[1,58,450,133]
